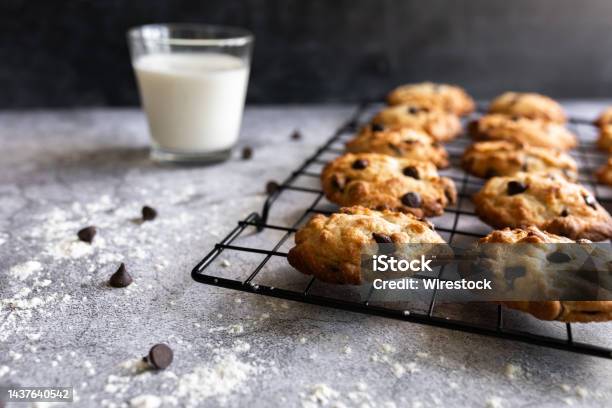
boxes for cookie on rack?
[469,114,577,150]
[473,172,612,241]
[321,153,457,218]
[460,140,578,179]
[488,92,566,123]
[372,105,462,143]
[596,125,612,153]
[596,158,612,186]
[386,82,475,116]
[478,226,612,323]
[287,206,446,285]
[345,124,449,168]
[594,107,612,127]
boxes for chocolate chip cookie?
[372,105,462,142]
[461,140,578,179]
[479,226,612,322]
[596,125,612,153]
[287,206,446,284]
[488,92,566,123]
[386,82,475,116]
[473,172,612,241]
[469,114,577,150]
[345,124,449,168]
[595,107,612,127]
[596,158,612,186]
[322,153,457,218]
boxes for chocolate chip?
[402,166,419,179]
[387,143,403,155]
[371,123,385,132]
[584,195,597,209]
[109,263,133,288]
[291,130,302,140]
[407,106,420,114]
[352,159,368,170]
[401,192,422,208]
[77,226,96,243]
[241,146,253,160]
[331,174,345,190]
[521,161,529,172]
[510,116,520,121]
[547,251,572,264]
[142,206,157,221]
[145,343,173,370]
[372,232,393,244]
[507,181,528,195]
[266,181,280,194]
[560,208,569,217]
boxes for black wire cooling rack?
[192,102,612,360]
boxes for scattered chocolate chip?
[77,226,96,243]
[407,106,420,114]
[584,195,597,209]
[560,208,570,217]
[521,161,529,172]
[401,192,422,208]
[371,123,385,132]
[142,206,157,221]
[388,143,403,156]
[144,343,173,370]
[507,181,528,196]
[352,159,369,170]
[504,266,526,285]
[241,146,253,160]
[402,166,419,179]
[331,174,345,190]
[510,116,520,121]
[266,181,280,195]
[547,251,572,264]
[372,232,393,244]
[291,130,302,140]
[109,263,133,288]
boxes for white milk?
[134,53,249,152]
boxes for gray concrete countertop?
[1,104,612,408]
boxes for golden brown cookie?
[479,226,612,323]
[473,172,612,241]
[345,124,449,168]
[287,206,446,285]
[321,153,457,218]
[461,140,578,179]
[386,82,475,116]
[372,105,462,142]
[596,125,612,153]
[469,114,577,150]
[488,92,566,123]
[596,158,612,186]
[595,107,612,127]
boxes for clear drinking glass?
[127,24,253,163]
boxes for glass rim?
[127,23,253,47]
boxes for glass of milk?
[128,24,253,163]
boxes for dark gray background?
[2,0,612,107]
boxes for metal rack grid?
[192,102,612,360]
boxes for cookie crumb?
[504,363,521,380]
